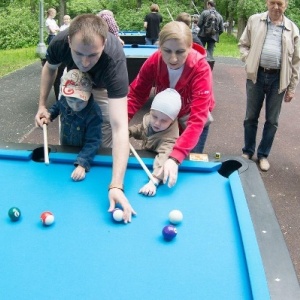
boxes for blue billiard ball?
[162,225,177,241]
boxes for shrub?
[0,5,40,50]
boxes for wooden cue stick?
[166,8,174,21]
[191,1,200,15]
[43,123,50,165]
[129,143,158,185]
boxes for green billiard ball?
[8,207,21,222]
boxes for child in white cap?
[129,88,182,196]
[42,69,103,181]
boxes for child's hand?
[71,165,86,181]
[139,180,157,196]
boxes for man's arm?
[35,62,59,127]
[144,21,148,29]
[107,96,136,223]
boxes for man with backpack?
[197,1,224,61]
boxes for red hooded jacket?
[128,43,215,163]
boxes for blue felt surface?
[123,45,158,57]
[0,151,269,300]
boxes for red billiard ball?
[40,211,55,226]
[162,225,177,241]
[8,207,21,222]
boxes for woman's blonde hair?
[47,8,56,17]
[159,21,192,47]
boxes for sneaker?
[259,158,270,171]
[241,153,250,159]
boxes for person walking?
[144,3,163,45]
[197,0,223,60]
[238,0,300,171]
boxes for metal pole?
[191,1,200,15]
[166,8,174,21]
[36,0,47,59]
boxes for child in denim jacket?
[43,69,103,181]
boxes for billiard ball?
[215,152,221,159]
[169,210,183,225]
[8,207,21,222]
[112,208,124,222]
[162,225,177,241]
[40,211,55,226]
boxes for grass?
[0,46,40,78]
[214,33,239,58]
[0,33,239,78]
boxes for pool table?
[0,143,299,300]
[119,30,146,45]
[123,44,158,84]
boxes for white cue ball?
[169,210,183,225]
[113,209,124,222]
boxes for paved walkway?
[1,58,299,282]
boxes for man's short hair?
[69,14,108,45]
[207,0,216,7]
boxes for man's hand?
[35,106,50,127]
[108,189,137,224]
[284,91,295,102]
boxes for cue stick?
[129,143,158,186]
[43,123,50,165]
[191,1,200,15]
[166,8,174,21]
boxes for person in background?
[144,3,163,45]
[43,8,62,100]
[223,20,229,32]
[129,88,182,196]
[128,21,214,188]
[45,8,60,45]
[191,14,200,35]
[238,0,300,171]
[197,0,223,60]
[60,15,71,31]
[35,14,135,223]
[97,10,124,45]
[41,69,102,181]
[176,12,203,46]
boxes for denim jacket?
[49,95,103,171]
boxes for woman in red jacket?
[128,21,215,188]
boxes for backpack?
[204,10,218,36]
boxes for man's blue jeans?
[243,70,284,159]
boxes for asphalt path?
[1,58,299,283]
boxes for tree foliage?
[0,0,299,50]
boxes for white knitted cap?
[151,88,182,120]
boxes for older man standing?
[238,0,300,171]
